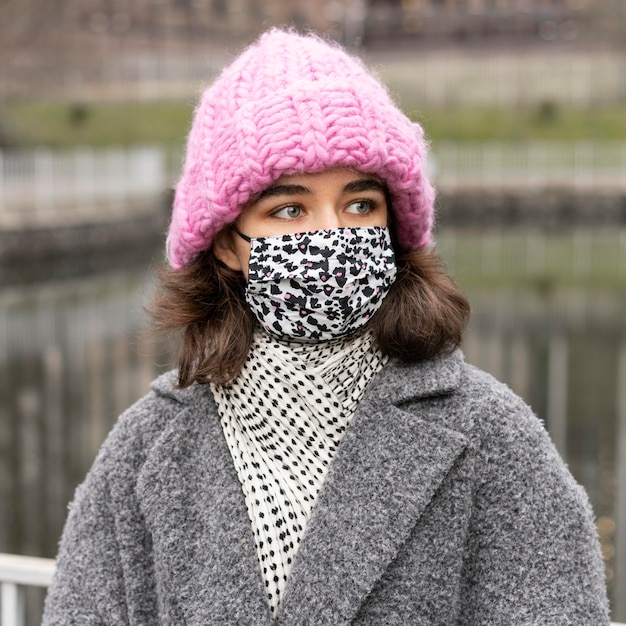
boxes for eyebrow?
[257,184,310,200]
[256,178,387,201]
[343,179,387,195]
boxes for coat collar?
[366,349,464,406]
[149,349,464,410]
[141,351,467,625]
[276,351,467,625]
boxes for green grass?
[2,100,626,148]
[411,104,626,143]
[1,101,194,148]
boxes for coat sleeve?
[459,389,610,625]
[42,458,130,625]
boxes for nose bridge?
[315,198,341,230]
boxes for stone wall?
[437,186,626,232]
[1,211,167,287]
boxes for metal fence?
[0,554,54,626]
[1,141,624,228]
[431,141,626,190]
[436,230,626,286]
[0,145,169,228]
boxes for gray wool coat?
[43,351,609,625]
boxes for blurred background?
[0,0,625,623]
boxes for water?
[464,287,626,616]
[0,269,171,557]
[1,248,624,620]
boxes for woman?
[43,29,609,625]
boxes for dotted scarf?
[211,330,387,615]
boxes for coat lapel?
[277,353,468,626]
[136,390,273,626]
[135,351,467,625]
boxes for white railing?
[0,553,55,626]
[1,141,624,230]
[430,141,626,191]
[0,145,170,228]
[0,553,624,626]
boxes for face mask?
[235,226,397,341]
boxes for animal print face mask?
[236,226,397,341]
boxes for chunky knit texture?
[167,29,435,268]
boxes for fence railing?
[0,145,170,228]
[431,141,626,191]
[1,141,624,229]
[0,552,624,626]
[0,554,54,626]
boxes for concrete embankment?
[3,186,626,286]
[1,200,169,286]
[437,186,626,231]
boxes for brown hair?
[150,245,470,388]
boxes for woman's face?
[213,168,389,279]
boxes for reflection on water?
[463,287,626,616]
[1,260,625,620]
[0,270,173,559]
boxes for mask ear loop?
[230,224,251,243]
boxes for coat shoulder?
[454,360,553,449]
[380,351,544,440]
[85,370,216,488]
[386,354,573,489]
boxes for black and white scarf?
[211,330,387,614]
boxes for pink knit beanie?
[167,28,435,269]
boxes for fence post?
[34,148,54,222]
[547,331,568,457]
[525,231,546,276]
[527,143,547,187]
[571,230,592,278]
[74,146,95,211]
[482,143,502,189]
[574,141,593,189]
[1,582,25,626]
